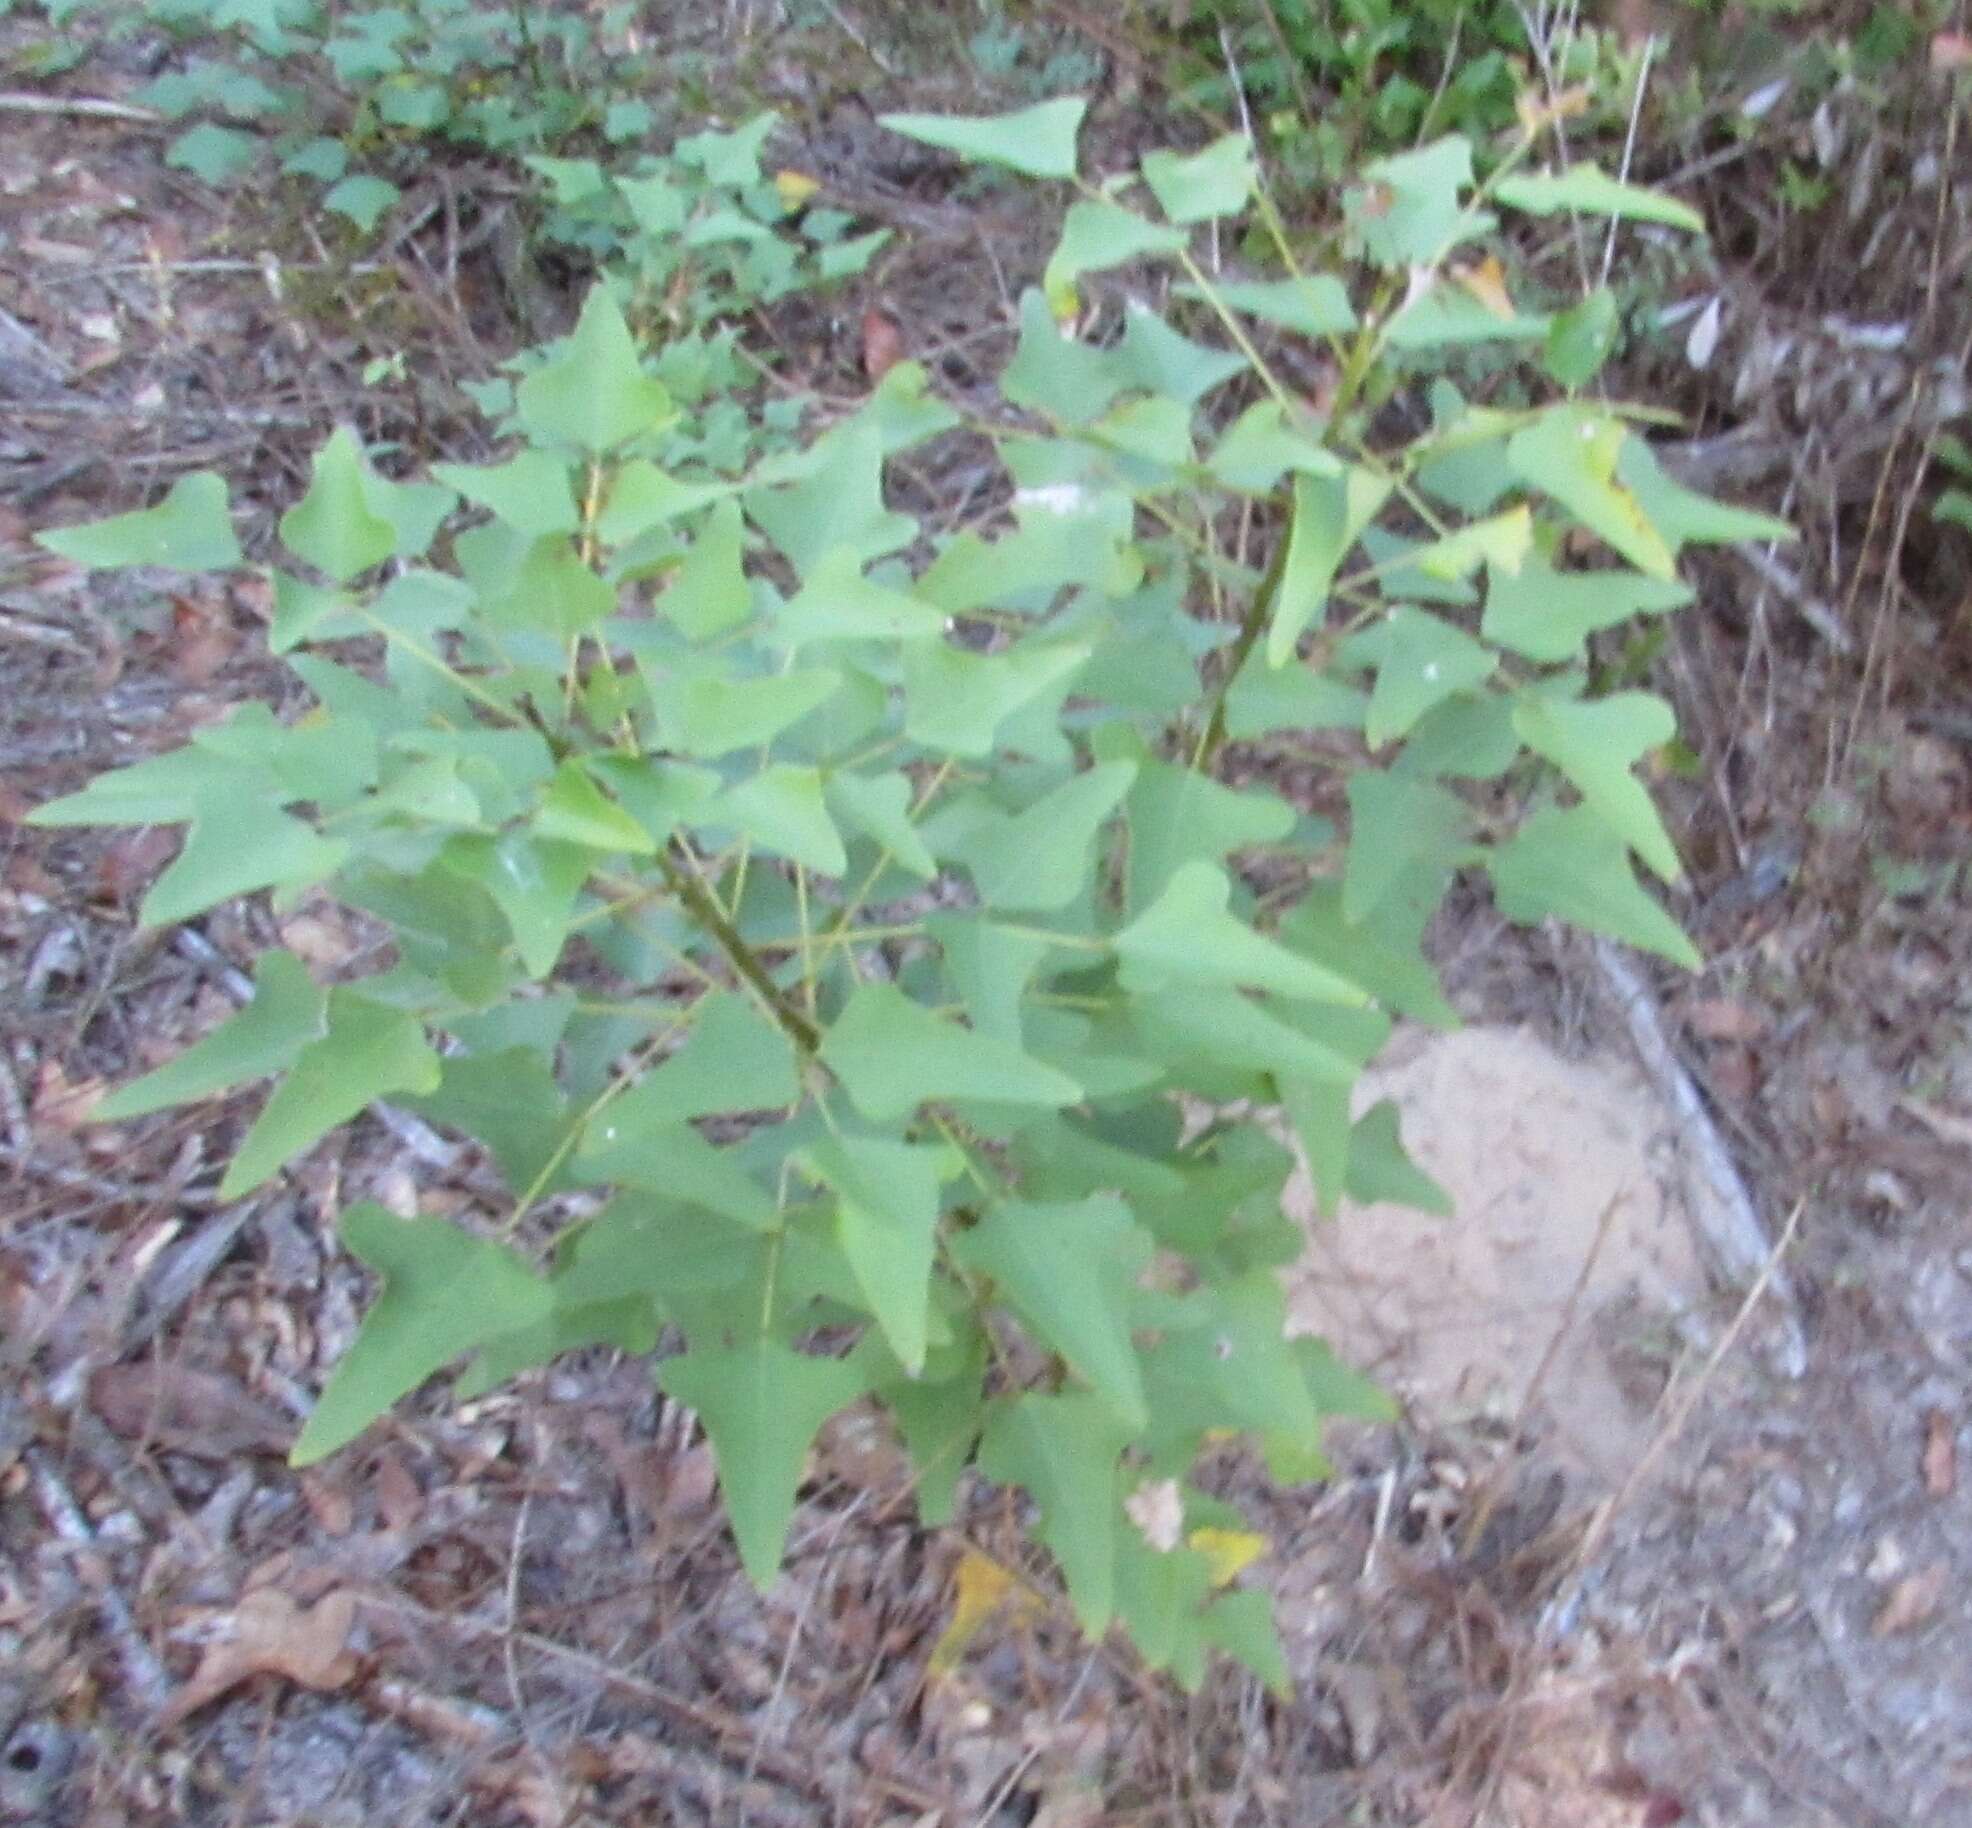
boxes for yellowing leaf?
[927,1549,1033,1678]
[1454,254,1515,320]
[773,168,821,209]
[1189,1526,1267,1588]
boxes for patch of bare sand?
[1283,1024,1705,1489]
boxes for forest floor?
[4,6,1972,1824]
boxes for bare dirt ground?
[4,9,1972,1825]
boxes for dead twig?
[0,91,161,124]
[1593,939,1807,1376]
[24,1446,172,1713]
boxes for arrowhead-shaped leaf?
[222,990,441,1197]
[1513,690,1681,880]
[290,1203,552,1465]
[37,472,241,572]
[821,983,1082,1122]
[657,1341,867,1588]
[1115,862,1367,1003]
[956,1196,1152,1429]
[879,96,1086,181]
[99,949,326,1121]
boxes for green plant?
[31,97,1786,1689]
[58,0,662,229]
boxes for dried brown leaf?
[862,307,905,384]
[160,1586,359,1727]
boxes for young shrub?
[32,96,1786,1689]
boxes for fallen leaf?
[1683,996,1766,1042]
[1923,1408,1957,1498]
[94,826,181,908]
[168,595,237,686]
[90,1363,293,1457]
[32,1060,104,1136]
[927,1549,1030,1679]
[1871,1562,1946,1637]
[160,1586,359,1727]
[861,307,905,383]
[1124,1477,1184,1552]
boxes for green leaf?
[1201,1587,1291,1695]
[824,771,937,878]
[959,1195,1150,1429]
[821,983,1082,1123]
[1129,988,1359,1085]
[1276,884,1459,1027]
[1191,275,1357,338]
[877,1335,985,1525]
[440,831,591,977]
[1348,137,1476,267]
[576,1118,778,1230]
[533,759,657,854]
[280,428,397,583]
[711,764,847,874]
[654,496,752,638]
[1116,862,1367,1003]
[656,1341,866,1588]
[1363,607,1496,748]
[600,463,731,550]
[928,915,1054,1046]
[1496,164,1704,232]
[1488,805,1699,968]
[1616,438,1794,548]
[1042,199,1186,317]
[747,422,917,573]
[1346,1098,1452,1213]
[322,173,400,231]
[775,547,947,645]
[1123,761,1296,912]
[800,1135,950,1375]
[1513,690,1681,879]
[999,289,1127,426]
[222,991,441,1197]
[1140,132,1256,223]
[609,992,800,1125]
[290,1204,552,1466]
[432,449,579,538]
[99,950,324,1121]
[937,762,1135,912]
[166,121,260,184]
[903,638,1090,758]
[1110,302,1249,403]
[1545,288,1621,388]
[878,96,1086,181]
[1404,505,1532,583]
[1482,554,1692,662]
[517,284,674,454]
[1345,770,1470,925]
[1221,651,1365,740]
[978,1393,1128,1633]
[1507,410,1674,579]
[36,472,242,572]
[1266,467,1393,668]
[141,793,348,928]
[650,667,841,761]
[407,1047,573,1200]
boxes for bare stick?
[1594,938,1807,1376]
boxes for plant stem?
[656,846,821,1055]
[1194,501,1293,770]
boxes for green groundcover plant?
[32,96,1788,1689]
